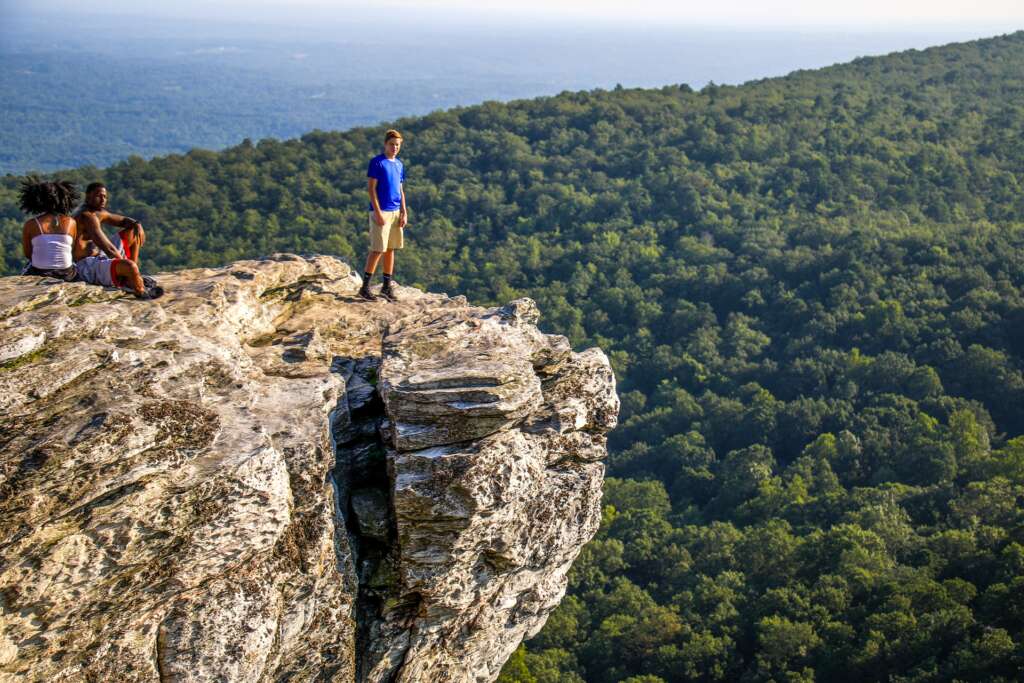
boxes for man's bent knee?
[113,258,138,277]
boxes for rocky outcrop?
[0,255,618,682]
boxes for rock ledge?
[0,255,618,682]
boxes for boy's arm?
[398,184,408,228]
[79,211,123,259]
[368,179,385,226]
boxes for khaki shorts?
[369,210,404,252]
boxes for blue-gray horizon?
[2,0,1021,174]
[5,0,1023,34]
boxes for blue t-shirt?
[367,154,405,211]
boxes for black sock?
[383,273,393,287]
[362,271,373,287]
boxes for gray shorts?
[76,256,121,287]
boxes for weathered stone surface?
[0,256,363,682]
[0,254,618,683]
[379,300,574,452]
[362,302,618,683]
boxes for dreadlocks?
[18,177,80,216]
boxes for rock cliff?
[0,255,618,682]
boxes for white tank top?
[30,216,74,270]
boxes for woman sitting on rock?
[19,177,81,282]
[19,177,162,299]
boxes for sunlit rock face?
[0,254,617,682]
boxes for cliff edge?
[0,255,618,682]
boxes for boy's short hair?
[86,182,106,194]
[385,129,403,142]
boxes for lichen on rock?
[0,255,617,682]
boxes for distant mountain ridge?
[0,18,1003,174]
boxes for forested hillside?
[4,31,1024,682]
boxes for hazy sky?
[328,0,1023,27]
[7,0,1024,29]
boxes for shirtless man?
[73,182,146,264]
[72,182,161,298]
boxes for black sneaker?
[380,284,398,302]
[134,284,164,300]
[358,284,378,301]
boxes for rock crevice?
[0,255,617,682]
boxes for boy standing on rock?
[359,129,407,302]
